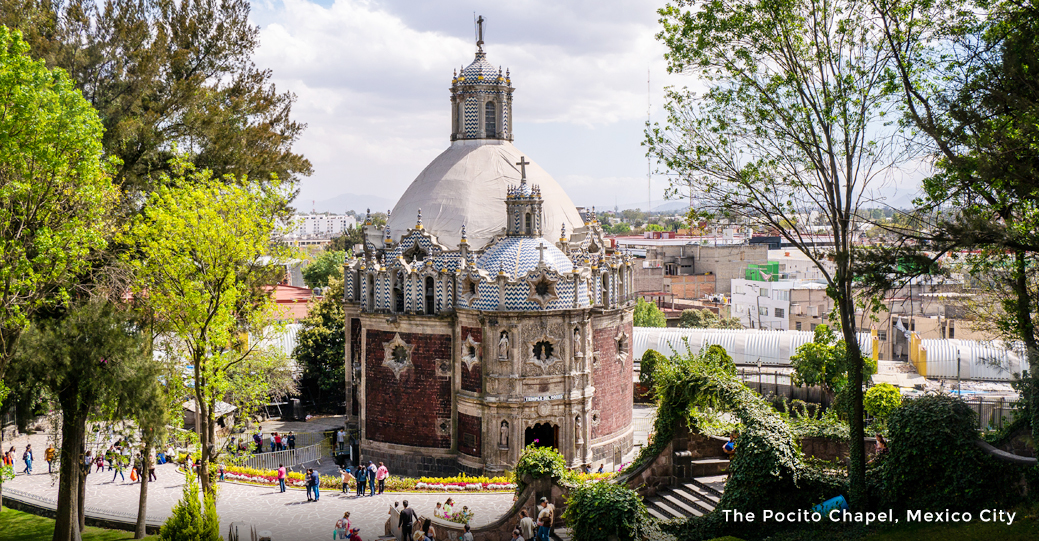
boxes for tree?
[647,0,905,505]
[126,159,295,496]
[0,25,117,511]
[13,299,162,541]
[293,276,345,403]
[678,309,743,329]
[871,0,1039,442]
[158,471,220,541]
[633,298,667,327]
[0,0,312,201]
[790,324,877,418]
[302,250,345,289]
[328,227,364,253]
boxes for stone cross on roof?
[536,241,548,265]
[476,15,485,51]
[516,156,530,183]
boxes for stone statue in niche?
[499,420,509,448]
[498,330,510,360]
[575,415,583,445]
[573,327,581,353]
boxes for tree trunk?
[54,408,87,541]
[836,268,866,509]
[135,443,151,538]
[77,458,86,534]
[1010,251,1039,444]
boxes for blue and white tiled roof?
[457,52,503,84]
[476,237,573,279]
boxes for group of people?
[395,499,469,541]
[3,444,37,475]
[89,443,158,483]
[251,431,296,454]
[511,497,555,541]
[339,460,389,497]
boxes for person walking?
[537,497,554,541]
[461,524,474,541]
[305,468,315,501]
[355,462,367,497]
[375,462,389,495]
[340,465,354,494]
[334,511,351,539]
[45,444,56,474]
[287,431,296,451]
[336,428,345,452]
[518,509,535,540]
[311,468,321,501]
[366,461,377,496]
[112,454,125,482]
[22,444,33,474]
[398,499,417,541]
[278,464,287,493]
[4,446,14,467]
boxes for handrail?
[240,441,329,470]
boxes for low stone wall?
[2,492,161,535]
[383,475,567,541]
[799,436,878,463]
[616,440,673,498]
[996,425,1035,458]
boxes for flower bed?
[217,465,516,492]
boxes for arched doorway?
[525,422,558,450]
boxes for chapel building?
[342,23,635,476]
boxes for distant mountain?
[296,193,397,215]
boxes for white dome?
[386,139,583,250]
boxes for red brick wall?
[458,413,482,457]
[460,326,483,393]
[365,330,452,448]
[591,322,634,440]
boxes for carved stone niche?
[527,333,561,374]
[437,418,451,438]
[382,332,414,380]
[526,271,559,308]
[461,332,481,372]
[615,330,630,364]
[435,358,452,378]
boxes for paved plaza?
[3,432,515,540]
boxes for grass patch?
[0,508,156,540]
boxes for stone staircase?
[644,473,726,521]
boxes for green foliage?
[790,324,877,418]
[0,0,312,199]
[869,394,1013,512]
[515,442,568,482]
[628,344,845,539]
[678,309,743,329]
[639,349,668,389]
[562,482,654,541]
[302,250,345,289]
[633,298,667,327]
[294,276,346,398]
[0,25,117,371]
[126,156,296,493]
[864,383,902,421]
[1,464,13,483]
[328,227,364,252]
[774,398,850,441]
[159,472,220,541]
[645,223,666,232]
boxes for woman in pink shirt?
[376,462,389,494]
[277,463,287,493]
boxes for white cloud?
[250,0,689,206]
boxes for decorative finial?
[560,222,567,241]
[416,208,423,230]
[460,223,468,243]
[499,262,505,276]
[365,208,372,225]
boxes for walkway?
[3,432,514,540]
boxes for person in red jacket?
[348,527,362,541]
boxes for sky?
[249,0,693,213]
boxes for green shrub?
[159,471,220,541]
[562,482,654,541]
[869,394,1014,512]
[639,349,668,389]
[515,443,568,493]
[633,298,666,327]
[864,383,902,421]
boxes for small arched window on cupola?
[485,101,497,137]
[525,213,532,235]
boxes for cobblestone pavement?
[3,431,516,541]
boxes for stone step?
[550,527,572,541]
[646,504,671,521]
[668,485,716,513]
[646,497,689,520]
[658,489,706,517]
[686,477,725,499]
[688,458,730,477]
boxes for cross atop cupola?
[505,155,544,237]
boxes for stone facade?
[342,28,635,476]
